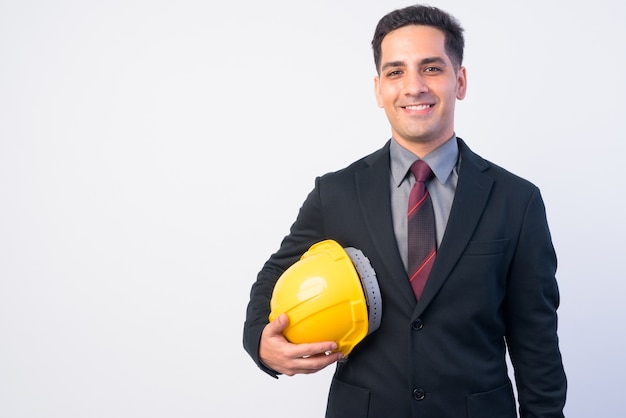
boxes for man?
[243,4,567,417]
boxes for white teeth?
[405,104,431,110]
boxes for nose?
[403,71,428,96]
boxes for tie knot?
[410,160,434,183]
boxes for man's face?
[374,25,466,155]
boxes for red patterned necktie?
[407,160,436,300]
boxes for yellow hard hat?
[269,239,381,357]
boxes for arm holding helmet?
[243,178,343,377]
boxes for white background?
[1,0,624,417]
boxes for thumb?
[269,313,289,334]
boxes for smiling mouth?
[403,104,433,110]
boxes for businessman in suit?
[243,4,566,417]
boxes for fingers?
[295,342,339,360]
[286,349,343,376]
[260,314,343,376]
[279,344,343,376]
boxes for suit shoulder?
[459,138,539,192]
[484,159,537,190]
[317,143,389,181]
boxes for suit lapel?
[355,142,416,307]
[413,138,494,317]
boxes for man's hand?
[259,313,343,376]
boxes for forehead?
[380,24,448,62]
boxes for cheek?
[377,86,399,109]
[442,86,461,105]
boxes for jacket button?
[412,319,423,330]
[413,388,425,400]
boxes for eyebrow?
[380,56,448,72]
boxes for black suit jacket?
[244,138,566,417]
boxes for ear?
[456,66,467,100]
[374,75,384,108]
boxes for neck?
[394,135,452,159]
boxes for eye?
[424,66,442,73]
[386,70,403,78]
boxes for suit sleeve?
[242,178,327,377]
[505,188,567,417]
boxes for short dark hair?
[371,4,465,73]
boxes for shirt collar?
[390,135,459,187]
